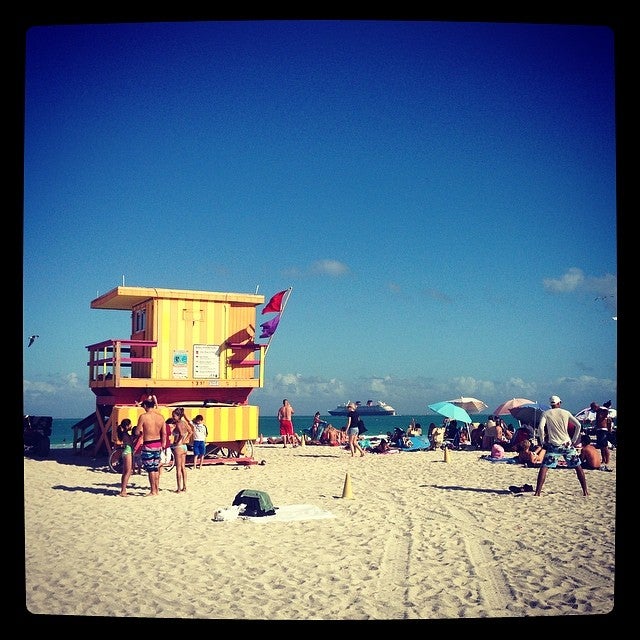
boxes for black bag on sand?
[232,489,276,517]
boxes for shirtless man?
[136,399,166,496]
[594,403,613,465]
[579,434,602,470]
[277,399,295,448]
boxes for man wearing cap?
[534,395,588,497]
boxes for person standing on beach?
[116,418,138,497]
[534,395,588,497]
[345,402,365,457]
[594,402,613,466]
[131,424,143,475]
[170,408,193,492]
[160,418,174,482]
[136,399,166,496]
[191,414,208,469]
[277,399,295,448]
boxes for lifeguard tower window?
[135,309,146,332]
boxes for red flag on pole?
[262,289,288,314]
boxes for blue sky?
[22,19,618,419]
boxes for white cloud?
[543,268,617,312]
[310,260,349,276]
[543,267,585,293]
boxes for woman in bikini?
[171,408,193,493]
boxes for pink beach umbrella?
[492,398,536,416]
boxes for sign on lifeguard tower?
[172,350,189,379]
[193,344,220,379]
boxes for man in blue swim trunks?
[534,395,588,497]
[136,399,167,496]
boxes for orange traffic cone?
[341,472,354,499]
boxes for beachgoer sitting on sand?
[430,426,445,450]
[492,418,511,448]
[407,423,422,436]
[508,426,533,451]
[321,424,345,446]
[399,436,414,449]
[452,421,470,448]
[444,419,458,440]
[310,412,327,442]
[579,434,602,470]
[482,416,500,450]
[366,437,391,453]
[514,439,545,467]
[267,433,302,446]
[470,423,484,449]
[490,443,505,459]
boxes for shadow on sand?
[24,448,110,470]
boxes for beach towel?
[396,435,431,451]
[244,504,335,523]
[480,455,520,464]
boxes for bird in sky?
[27,335,39,347]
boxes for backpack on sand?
[232,489,276,517]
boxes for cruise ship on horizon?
[327,400,396,416]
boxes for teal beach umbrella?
[428,401,472,424]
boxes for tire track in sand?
[442,502,513,615]
[369,500,413,618]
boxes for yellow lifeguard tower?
[76,285,285,460]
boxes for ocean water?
[46,413,520,449]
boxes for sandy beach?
[23,443,619,625]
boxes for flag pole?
[264,286,292,356]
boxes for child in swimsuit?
[116,419,137,497]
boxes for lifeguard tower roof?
[91,286,263,311]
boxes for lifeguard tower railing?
[86,338,265,403]
[87,339,157,385]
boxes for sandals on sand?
[509,484,534,494]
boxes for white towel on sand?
[244,504,335,523]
